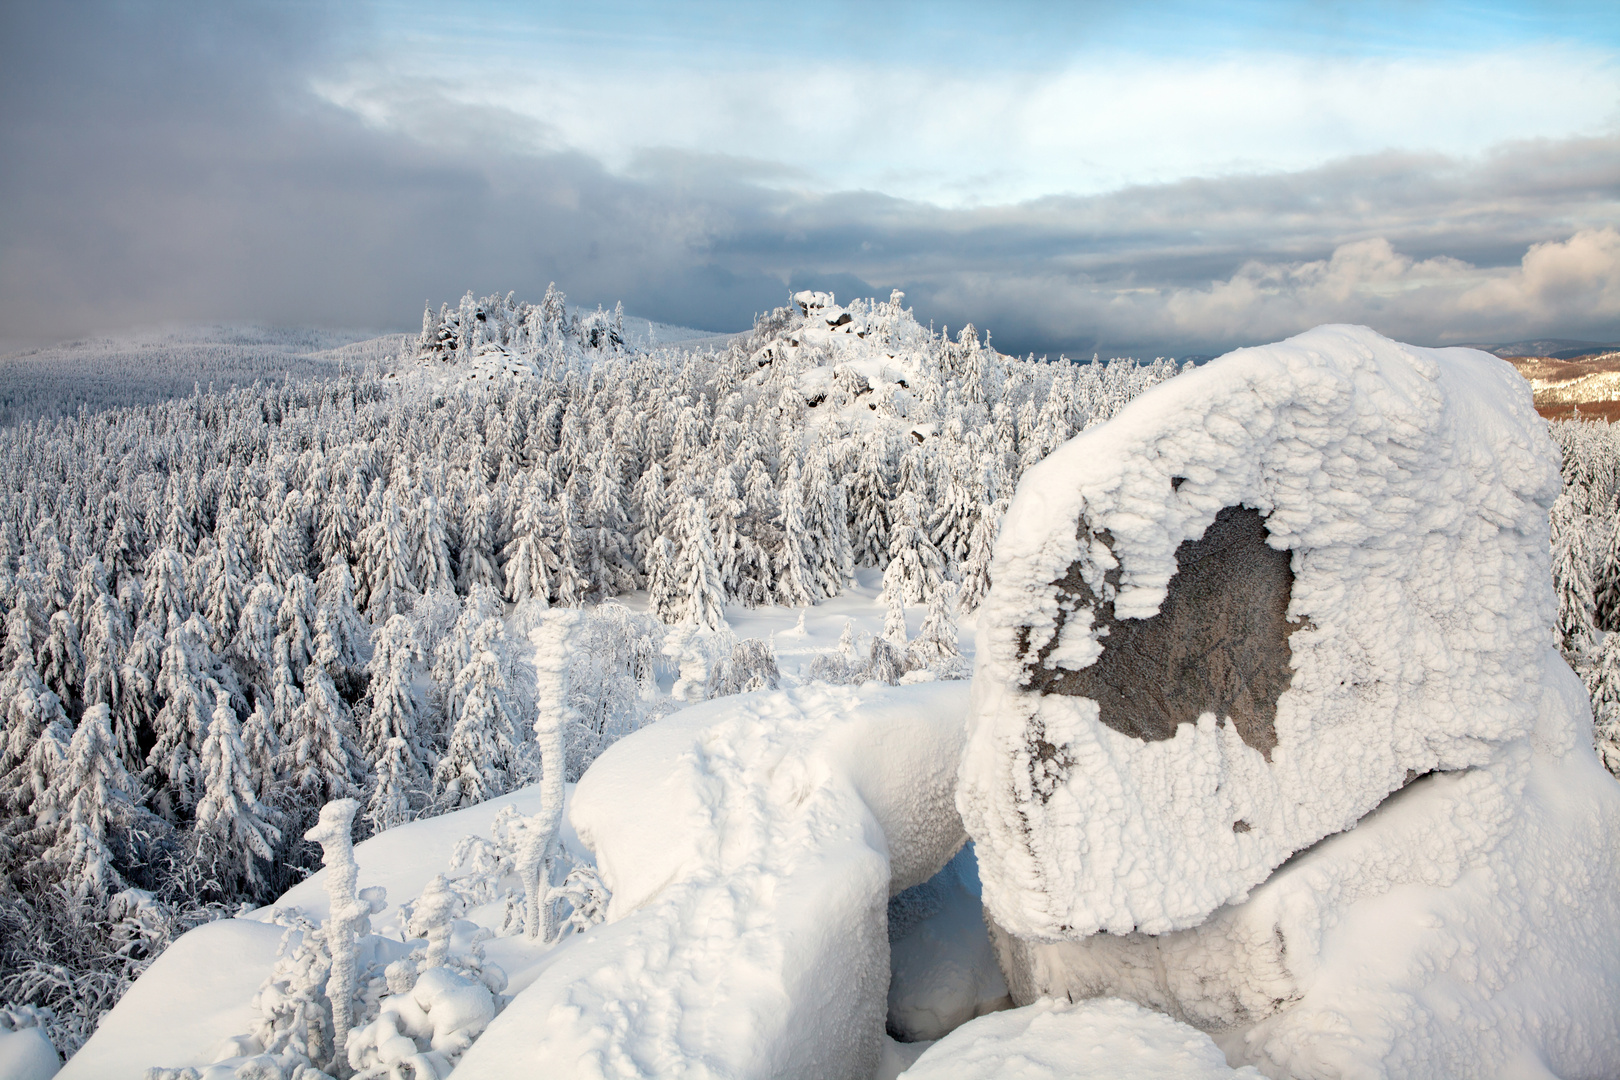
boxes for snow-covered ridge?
[455,680,972,1079]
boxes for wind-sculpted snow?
[960,325,1564,939]
[453,680,972,1080]
[984,662,1620,1078]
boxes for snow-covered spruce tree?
[314,561,369,698]
[1594,513,1620,633]
[1585,630,1620,779]
[957,490,1007,615]
[804,440,853,598]
[199,509,248,653]
[140,547,191,631]
[774,461,817,608]
[360,490,417,621]
[38,610,83,719]
[277,573,320,679]
[435,619,522,810]
[1551,492,1598,663]
[501,474,556,607]
[553,491,589,608]
[145,617,221,820]
[41,703,140,898]
[362,615,428,832]
[846,432,891,568]
[907,581,965,676]
[883,490,946,606]
[458,486,503,596]
[412,493,457,597]
[281,663,363,817]
[646,534,681,624]
[194,698,281,891]
[231,573,283,695]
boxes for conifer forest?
[2,286,1616,1058]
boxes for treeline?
[0,287,1178,1053]
[1546,419,1620,777]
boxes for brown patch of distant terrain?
[1504,353,1620,422]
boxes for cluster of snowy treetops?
[1546,418,1620,777]
[0,286,1179,1054]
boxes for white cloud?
[329,44,1620,206]
[928,228,1620,352]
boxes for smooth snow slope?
[960,324,1562,939]
[900,997,1263,1080]
[454,680,972,1080]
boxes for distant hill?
[1502,352,1620,422]
[1471,339,1620,362]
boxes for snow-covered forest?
[1547,419,1620,771]
[0,288,1183,1057]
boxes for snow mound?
[988,664,1620,1077]
[960,324,1563,938]
[0,1008,61,1080]
[453,680,972,1080]
[898,996,1263,1080]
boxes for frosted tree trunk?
[305,797,361,1074]
[526,610,580,940]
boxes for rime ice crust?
[958,324,1563,939]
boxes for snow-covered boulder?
[960,324,1564,939]
[986,666,1620,1077]
[951,323,1620,1077]
[453,680,972,1080]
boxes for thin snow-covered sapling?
[305,797,383,1076]
[408,873,458,971]
[525,611,579,941]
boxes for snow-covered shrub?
[705,637,781,697]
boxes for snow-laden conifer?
[43,703,139,898]
[194,698,281,890]
[883,490,946,606]
[282,663,363,810]
[674,495,725,631]
[435,618,522,809]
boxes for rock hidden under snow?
[899,996,1264,1080]
[959,324,1565,939]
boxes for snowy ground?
[58,580,993,1079]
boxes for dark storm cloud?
[2,2,1617,356]
[0,2,790,343]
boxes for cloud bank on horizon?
[1,0,1617,357]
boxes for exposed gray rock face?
[1025,506,1297,761]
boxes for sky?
[2,0,1618,357]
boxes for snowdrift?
[901,997,1263,1080]
[960,324,1564,939]
[454,680,971,1080]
